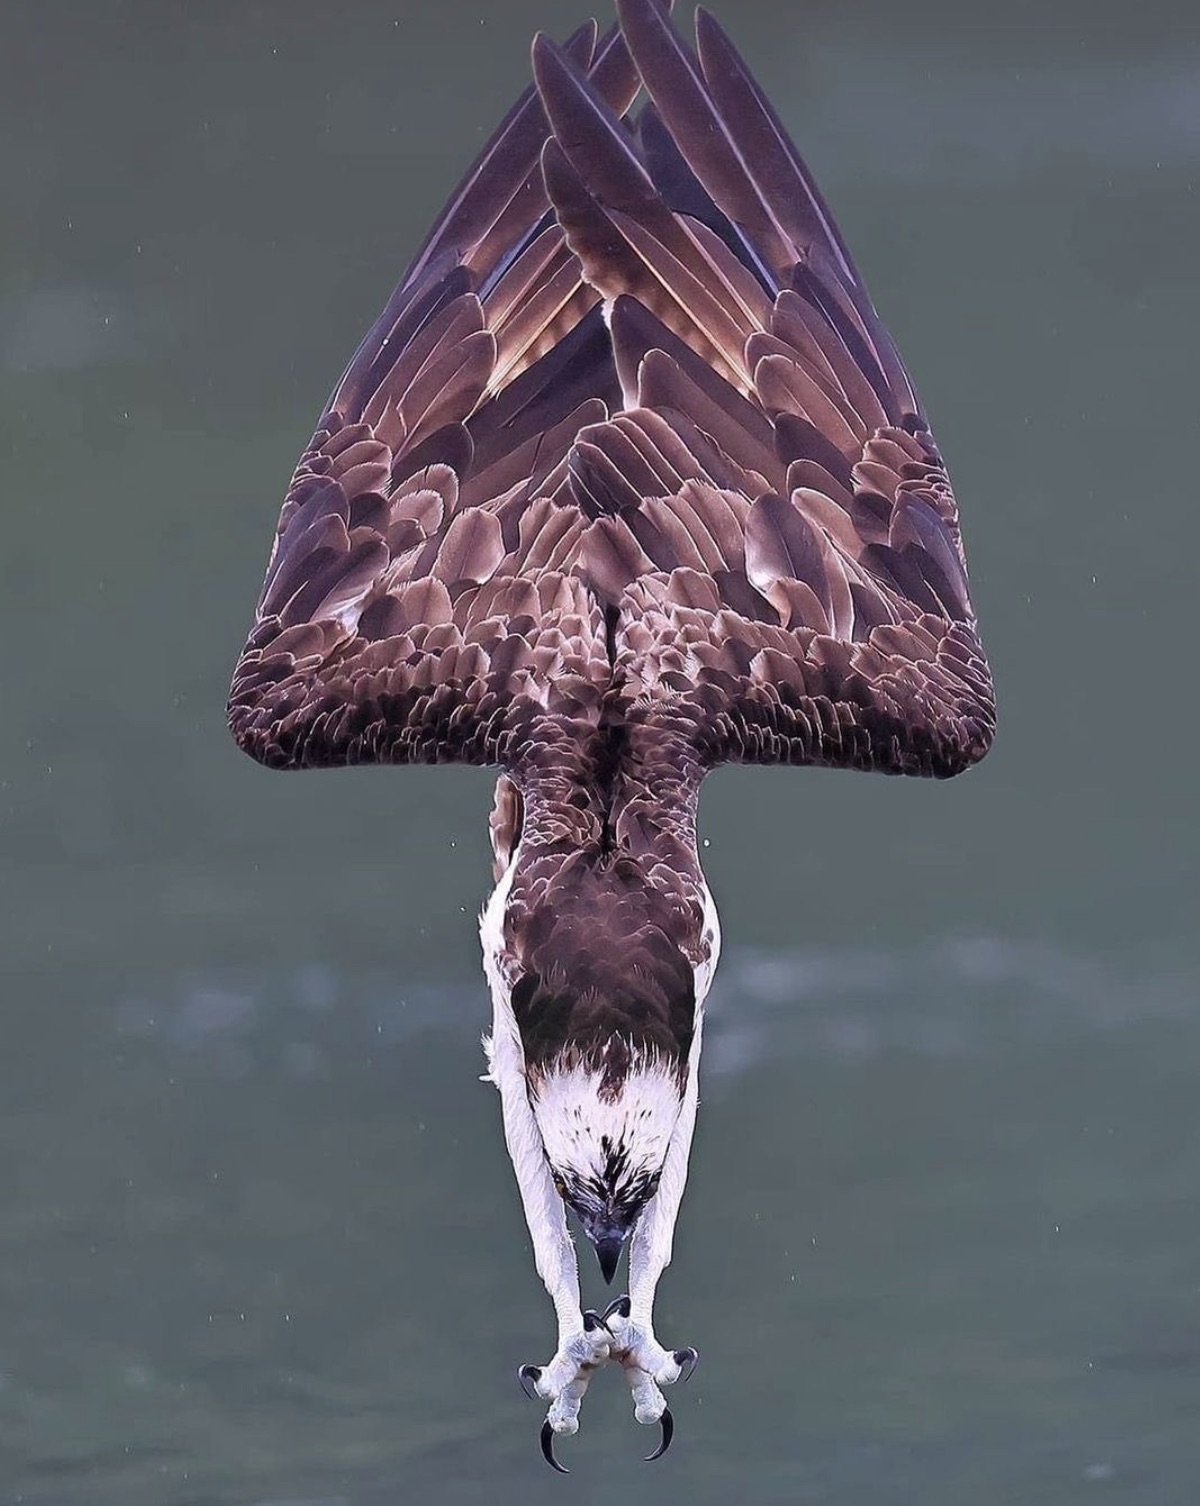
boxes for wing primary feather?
[616,0,798,281]
[693,7,859,284]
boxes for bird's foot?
[517,1310,613,1472]
[602,1295,697,1457]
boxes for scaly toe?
[518,1321,614,1469]
[631,1374,667,1424]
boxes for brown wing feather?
[533,1,994,778]
[230,1,994,780]
[228,23,642,769]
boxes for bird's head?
[528,1044,684,1282]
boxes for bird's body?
[229,0,994,1466]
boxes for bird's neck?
[505,710,707,878]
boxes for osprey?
[228,0,994,1471]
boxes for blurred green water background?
[2,1,1198,1501]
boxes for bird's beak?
[595,1231,624,1284]
[580,1209,634,1285]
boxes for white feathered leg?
[481,868,613,1460]
[607,1012,704,1436]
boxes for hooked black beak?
[594,1231,623,1284]
[578,1208,634,1284]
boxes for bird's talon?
[603,1293,632,1322]
[540,1418,570,1474]
[673,1346,699,1383]
[644,1405,674,1462]
[517,1363,543,1401]
[582,1308,613,1336]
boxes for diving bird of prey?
[228,0,995,1471]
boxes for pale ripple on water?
[113,936,1197,1085]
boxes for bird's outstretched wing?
[231,1,995,780]
[535,0,994,778]
[228,21,642,768]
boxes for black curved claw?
[673,1346,699,1384]
[540,1418,570,1474]
[603,1293,632,1323]
[644,1405,674,1462]
[583,1308,613,1336]
[517,1363,542,1402]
